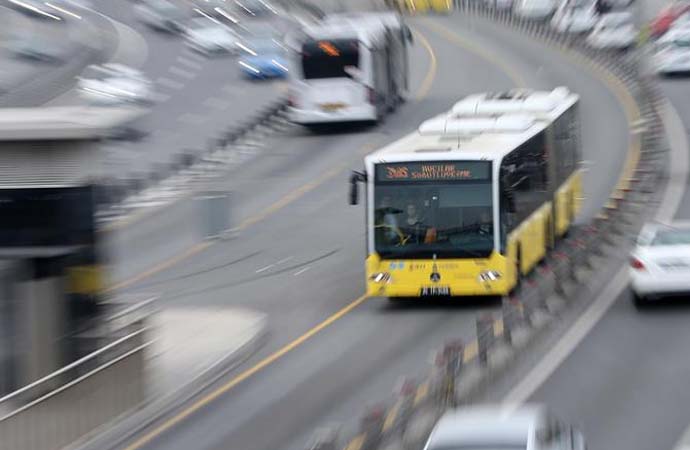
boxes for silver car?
[424,405,586,450]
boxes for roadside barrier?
[304,3,668,450]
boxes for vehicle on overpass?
[424,405,586,450]
[550,0,599,33]
[134,0,187,33]
[286,13,412,128]
[514,0,557,20]
[586,11,637,49]
[350,87,582,299]
[653,28,690,74]
[238,36,289,79]
[184,16,241,55]
[630,222,690,306]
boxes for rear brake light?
[630,258,645,270]
[368,87,376,104]
[287,93,296,108]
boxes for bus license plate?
[420,286,450,296]
[320,103,345,112]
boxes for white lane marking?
[177,113,204,125]
[502,267,629,408]
[293,266,311,276]
[156,77,185,90]
[276,256,294,265]
[502,98,690,408]
[177,55,203,70]
[169,66,197,80]
[203,97,231,110]
[255,264,275,273]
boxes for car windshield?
[373,161,494,259]
[650,229,690,246]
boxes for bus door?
[299,39,368,114]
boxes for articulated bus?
[286,13,411,128]
[349,88,582,299]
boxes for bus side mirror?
[349,171,366,205]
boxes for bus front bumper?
[287,105,377,125]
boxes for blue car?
[238,38,289,79]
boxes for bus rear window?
[301,39,360,79]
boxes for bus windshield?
[373,162,494,259]
[301,38,360,79]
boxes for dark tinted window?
[0,187,95,247]
[301,39,359,79]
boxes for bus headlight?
[478,270,502,282]
[370,272,392,283]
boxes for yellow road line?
[419,18,528,87]
[123,295,369,450]
[382,400,402,432]
[343,434,366,450]
[413,381,430,406]
[462,341,479,363]
[413,29,438,101]
[104,242,211,293]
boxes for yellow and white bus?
[349,87,582,298]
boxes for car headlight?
[478,270,502,282]
[369,272,392,283]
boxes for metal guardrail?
[0,329,150,450]
[305,3,667,450]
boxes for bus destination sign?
[376,161,491,182]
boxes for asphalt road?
[79,0,298,178]
[518,63,690,450]
[99,9,633,450]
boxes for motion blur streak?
[121,295,369,450]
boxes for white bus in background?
[286,13,412,129]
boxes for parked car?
[238,37,288,79]
[586,11,637,49]
[78,64,155,105]
[184,17,241,54]
[630,222,690,306]
[134,0,187,33]
[424,405,587,450]
[513,0,556,20]
[551,0,599,33]
[653,28,690,74]
[650,1,690,38]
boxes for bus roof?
[365,87,578,165]
[301,17,390,47]
[323,11,405,29]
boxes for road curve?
[94,9,634,450]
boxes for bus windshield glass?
[373,161,494,259]
[301,38,359,79]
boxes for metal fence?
[0,329,150,450]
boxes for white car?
[184,17,240,54]
[134,0,187,32]
[670,11,690,31]
[586,11,637,49]
[630,222,690,306]
[654,28,690,74]
[424,405,586,450]
[513,0,556,20]
[550,0,599,33]
[78,64,154,105]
